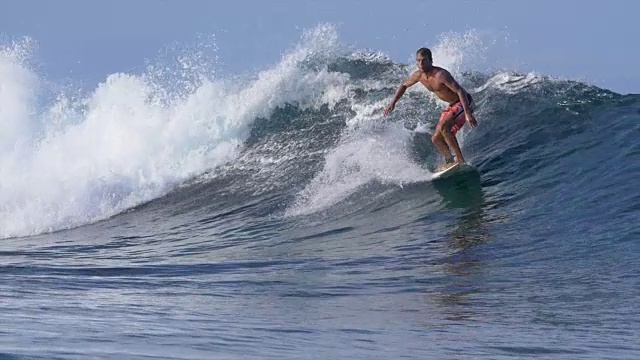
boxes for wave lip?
[0,24,356,239]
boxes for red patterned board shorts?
[439,93,473,136]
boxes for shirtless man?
[384,47,478,171]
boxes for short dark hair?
[416,47,432,62]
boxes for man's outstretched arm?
[384,71,420,115]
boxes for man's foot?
[435,156,456,172]
[435,162,456,172]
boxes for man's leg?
[432,111,463,170]
[431,130,453,162]
[439,114,466,164]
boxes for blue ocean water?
[1,26,639,359]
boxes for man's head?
[416,47,433,71]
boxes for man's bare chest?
[419,76,446,92]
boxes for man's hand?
[465,113,478,127]
[384,103,395,116]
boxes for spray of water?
[0,24,350,238]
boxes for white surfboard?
[431,163,478,180]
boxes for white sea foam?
[0,25,350,238]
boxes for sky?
[1,0,638,94]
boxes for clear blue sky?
[1,0,637,94]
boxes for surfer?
[384,47,478,171]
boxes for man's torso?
[417,67,460,105]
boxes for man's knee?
[431,131,441,144]
[440,118,454,132]
[437,124,454,140]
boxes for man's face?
[416,54,432,71]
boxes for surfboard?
[431,163,478,180]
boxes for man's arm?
[440,71,477,126]
[384,71,420,116]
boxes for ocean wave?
[0,24,633,238]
